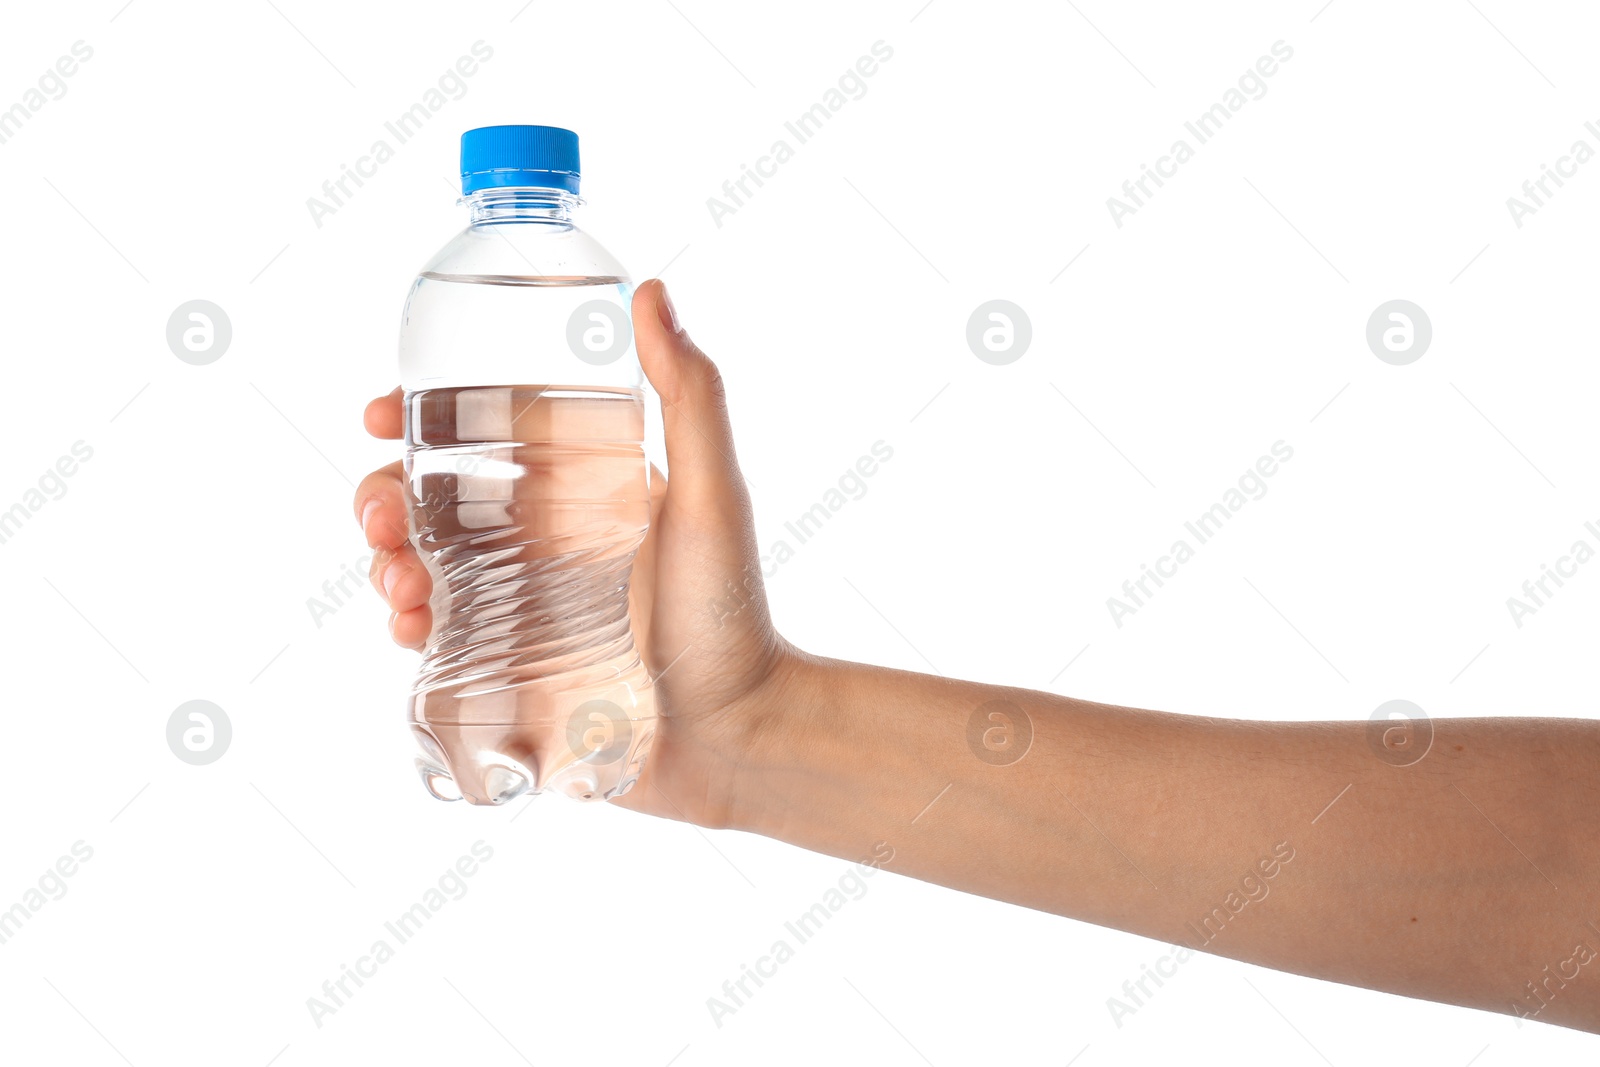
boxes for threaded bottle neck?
[467,187,580,223]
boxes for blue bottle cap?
[460,125,580,195]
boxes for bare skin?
[356,279,1600,1033]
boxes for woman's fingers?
[360,388,428,648]
[354,460,409,550]
[369,544,431,613]
[365,387,404,440]
[389,607,431,649]
[370,547,433,648]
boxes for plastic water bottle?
[398,125,655,806]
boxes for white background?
[1,0,1597,1063]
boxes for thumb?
[631,279,745,514]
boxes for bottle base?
[410,711,656,806]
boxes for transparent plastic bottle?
[398,125,655,806]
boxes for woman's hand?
[351,282,1600,1034]
[354,279,805,828]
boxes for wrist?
[722,647,854,837]
[722,650,949,872]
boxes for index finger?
[364,387,403,440]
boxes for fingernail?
[360,498,381,531]
[382,560,405,600]
[656,283,680,334]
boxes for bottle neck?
[466,187,581,223]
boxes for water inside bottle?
[404,384,656,805]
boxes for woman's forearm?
[731,653,1600,1031]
